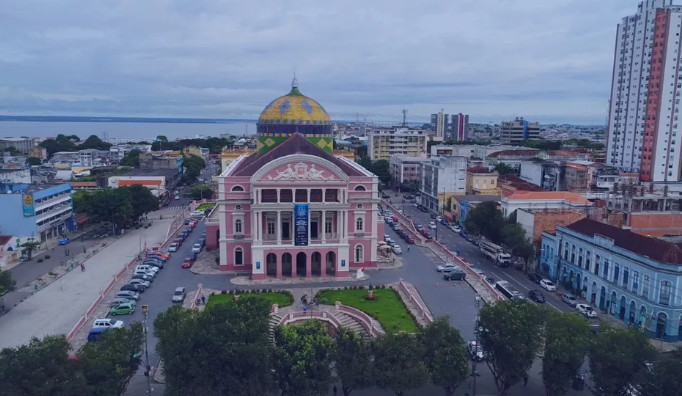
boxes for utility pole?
[472,295,482,396]
[142,305,152,394]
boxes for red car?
[173,238,183,246]
[189,221,197,229]
[405,236,415,244]
[182,258,193,268]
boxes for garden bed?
[196,203,216,213]
[318,287,418,333]
[207,290,293,308]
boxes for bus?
[494,280,523,300]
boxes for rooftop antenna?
[402,109,408,127]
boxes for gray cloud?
[0,0,636,124]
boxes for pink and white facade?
[208,134,382,280]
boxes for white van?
[135,265,159,274]
[92,318,124,329]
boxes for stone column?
[322,210,327,244]
[308,211,312,245]
[276,210,281,244]
[306,253,312,277]
[276,253,282,279]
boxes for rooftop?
[506,191,591,204]
[125,168,180,179]
[467,166,494,174]
[231,133,364,177]
[455,195,501,203]
[564,218,682,265]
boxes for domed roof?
[258,78,331,125]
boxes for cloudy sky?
[0,0,636,124]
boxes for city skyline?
[1,1,634,124]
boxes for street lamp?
[472,295,482,396]
[142,304,152,394]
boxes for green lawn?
[207,291,293,308]
[318,288,418,333]
[197,203,216,212]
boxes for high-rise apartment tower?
[606,0,682,182]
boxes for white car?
[437,263,458,272]
[450,225,461,233]
[576,303,598,318]
[192,243,202,253]
[92,318,124,329]
[172,287,187,303]
[168,242,179,252]
[392,245,402,254]
[428,222,437,229]
[190,210,204,218]
[539,279,556,292]
[128,279,151,288]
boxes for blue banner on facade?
[294,204,309,246]
[22,194,35,217]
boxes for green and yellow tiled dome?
[256,78,334,154]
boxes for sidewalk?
[0,215,174,350]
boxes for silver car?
[172,287,187,303]
[109,297,133,307]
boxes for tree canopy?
[182,154,206,182]
[478,300,546,395]
[39,134,78,157]
[335,327,374,396]
[494,163,516,176]
[0,269,16,296]
[26,157,42,166]
[418,317,469,396]
[542,311,592,396]
[190,185,214,200]
[464,201,505,243]
[638,347,682,396]
[79,135,112,150]
[75,186,158,227]
[120,149,142,167]
[372,331,429,396]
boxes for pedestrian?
[523,375,528,386]
[80,263,85,272]
[201,295,206,305]
[333,385,337,396]
[407,246,410,252]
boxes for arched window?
[660,280,672,305]
[357,204,363,209]
[354,185,366,191]
[354,245,363,262]
[234,247,244,266]
[235,204,242,210]
[231,186,244,192]
[355,217,363,232]
[235,219,242,234]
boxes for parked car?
[437,263,458,272]
[190,210,205,217]
[562,294,578,307]
[172,287,187,303]
[430,213,437,219]
[192,243,202,253]
[109,297,133,307]
[576,303,598,318]
[115,291,140,301]
[110,302,136,316]
[385,237,394,245]
[87,327,110,342]
[449,225,461,233]
[168,243,179,252]
[415,224,424,231]
[539,279,556,292]
[468,340,485,361]
[428,222,437,229]
[58,238,71,245]
[391,223,400,231]
[131,274,154,284]
[133,270,156,279]
[392,245,402,254]
[128,279,151,288]
[405,236,415,244]
[120,283,145,293]
[135,265,159,274]
[528,289,545,303]
[198,237,206,247]
[528,273,543,284]
[443,268,466,281]
[92,318,124,329]
[182,258,194,268]
[173,238,183,246]
[440,219,449,226]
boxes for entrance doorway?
[656,313,667,339]
[311,252,322,276]
[326,252,336,276]
[266,253,277,277]
[296,252,307,277]
[282,253,292,277]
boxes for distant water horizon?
[0,115,258,140]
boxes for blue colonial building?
[541,218,682,341]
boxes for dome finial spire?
[292,71,298,89]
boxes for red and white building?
[206,82,382,279]
[606,0,682,182]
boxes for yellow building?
[221,147,257,171]
[466,166,499,195]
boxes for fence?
[398,280,434,324]
[337,303,385,337]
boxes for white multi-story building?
[368,128,428,161]
[420,156,467,214]
[606,0,682,182]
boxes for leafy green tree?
[182,154,206,182]
[78,323,143,396]
[18,237,41,260]
[335,327,374,396]
[478,300,546,395]
[72,190,91,213]
[494,163,516,176]
[589,325,656,396]
[0,269,16,296]
[122,185,158,219]
[638,347,682,396]
[26,157,42,166]
[373,331,428,396]
[272,320,336,396]
[190,185,214,200]
[155,297,274,396]
[120,149,142,167]
[0,335,86,396]
[418,317,469,396]
[39,134,78,158]
[542,312,592,396]
[464,201,505,243]
[78,135,112,150]
[67,134,81,142]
